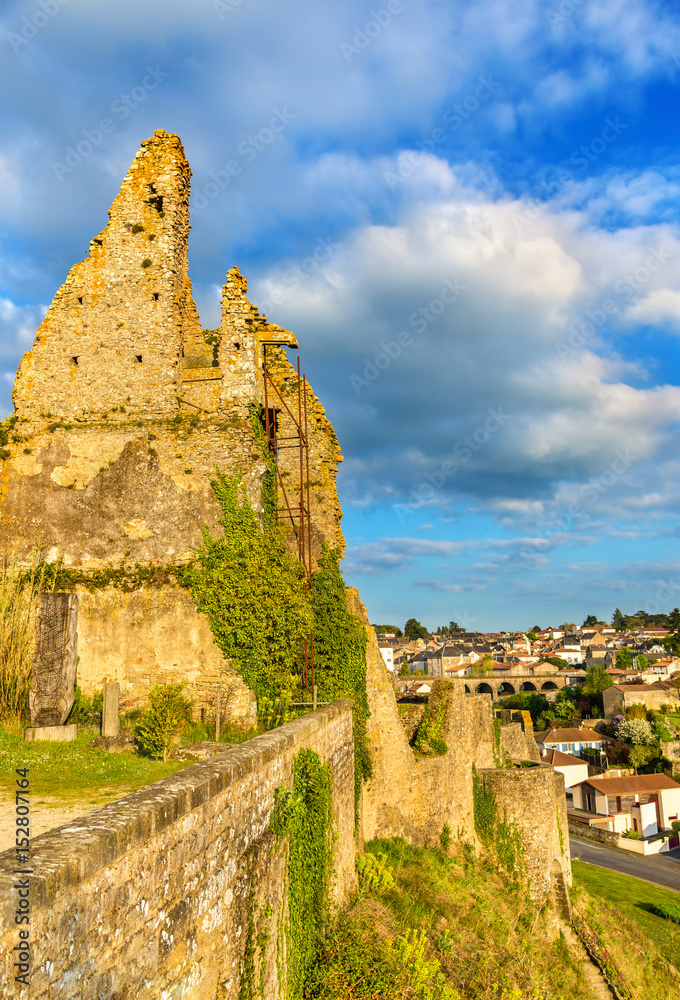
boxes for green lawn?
[572,858,680,966]
[0,726,191,806]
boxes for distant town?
[375,609,680,851]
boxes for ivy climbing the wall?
[311,544,372,823]
[189,469,312,705]
[270,747,333,1000]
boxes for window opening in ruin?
[71,356,79,365]
[77,296,83,304]
[135,355,142,363]
[152,292,159,301]
[234,342,240,350]
[261,346,315,692]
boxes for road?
[570,835,680,893]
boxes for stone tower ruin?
[2,129,343,718]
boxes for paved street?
[570,835,680,893]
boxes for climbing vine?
[472,766,525,882]
[311,545,372,826]
[411,698,449,757]
[270,748,333,1000]
[189,469,312,705]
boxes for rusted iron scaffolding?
[261,345,315,692]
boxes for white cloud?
[625,289,680,329]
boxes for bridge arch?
[475,682,493,694]
[498,682,515,695]
[541,681,558,691]
[519,681,536,691]
[464,684,471,693]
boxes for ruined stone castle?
[0,132,571,1000]
[2,129,342,720]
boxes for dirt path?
[0,790,132,856]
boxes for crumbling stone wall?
[500,722,541,764]
[2,130,345,712]
[479,767,572,900]
[352,589,569,899]
[0,701,355,1000]
[75,585,256,718]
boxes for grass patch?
[309,837,593,1000]
[572,859,680,995]
[0,725,190,805]
[572,858,680,963]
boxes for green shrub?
[131,223,145,233]
[141,258,152,268]
[621,828,641,840]
[356,852,396,895]
[649,901,680,924]
[136,682,193,761]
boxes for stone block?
[23,724,78,742]
[29,592,78,728]
[102,681,120,738]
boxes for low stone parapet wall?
[0,700,356,1000]
[568,820,618,847]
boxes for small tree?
[616,647,633,669]
[615,718,655,746]
[404,618,430,641]
[136,682,193,761]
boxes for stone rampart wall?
[0,701,355,1000]
[480,767,571,899]
[500,722,541,763]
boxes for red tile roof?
[578,774,680,794]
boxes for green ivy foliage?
[411,699,449,756]
[270,748,333,1000]
[189,470,312,705]
[311,545,373,820]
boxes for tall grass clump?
[0,543,52,723]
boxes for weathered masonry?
[0,702,356,1000]
[1,130,343,721]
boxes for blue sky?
[1,0,680,631]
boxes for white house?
[533,727,609,760]
[571,773,680,838]
[377,642,394,672]
[539,748,589,791]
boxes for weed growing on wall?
[411,698,449,756]
[311,545,372,823]
[190,470,312,705]
[270,747,333,1000]
[472,766,525,883]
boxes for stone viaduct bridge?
[462,673,574,699]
